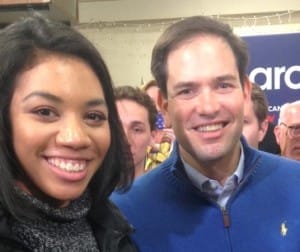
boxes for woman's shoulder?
[0,207,28,252]
[89,200,137,252]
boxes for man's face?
[275,104,300,161]
[146,85,160,111]
[243,99,268,149]
[162,35,250,174]
[116,99,154,175]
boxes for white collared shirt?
[183,144,245,208]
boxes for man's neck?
[180,144,241,186]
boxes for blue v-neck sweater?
[112,139,300,252]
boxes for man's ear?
[150,130,157,146]
[258,119,269,142]
[243,76,252,103]
[274,125,281,145]
[158,90,171,128]
[157,90,165,111]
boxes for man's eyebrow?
[131,121,145,126]
[172,81,195,89]
[173,75,238,88]
[215,74,238,82]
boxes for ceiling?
[0,0,78,26]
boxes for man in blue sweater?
[112,16,300,252]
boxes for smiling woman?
[0,14,136,251]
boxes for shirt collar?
[182,143,245,190]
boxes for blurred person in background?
[142,80,175,169]
[115,85,157,178]
[259,122,281,154]
[274,100,300,161]
[242,82,268,149]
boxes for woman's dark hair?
[151,15,249,98]
[0,13,134,218]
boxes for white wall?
[78,0,300,22]
[75,0,300,87]
[77,23,162,86]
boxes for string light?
[74,10,300,86]
[253,16,257,27]
[75,10,300,31]
[288,10,292,23]
[277,13,282,24]
[242,16,246,26]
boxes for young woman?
[0,14,136,251]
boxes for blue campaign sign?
[243,33,300,124]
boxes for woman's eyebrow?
[86,98,107,107]
[22,91,107,107]
[22,91,62,103]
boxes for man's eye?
[290,125,300,134]
[219,83,231,88]
[179,89,192,94]
[133,127,143,133]
[175,88,197,100]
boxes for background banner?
[244,33,300,124]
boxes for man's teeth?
[48,158,86,172]
[197,123,223,132]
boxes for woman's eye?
[32,107,58,122]
[86,112,107,123]
[35,108,55,117]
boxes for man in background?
[142,80,175,169]
[242,82,268,148]
[274,100,300,161]
[115,86,157,178]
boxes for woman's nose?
[56,117,91,149]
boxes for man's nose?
[195,89,220,115]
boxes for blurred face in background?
[116,99,155,177]
[243,99,268,149]
[145,85,160,111]
[274,103,300,161]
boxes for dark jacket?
[0,200,137,252]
